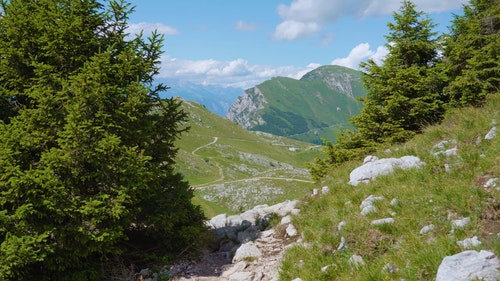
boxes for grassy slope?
[174,99,321,217]
[280,93,500,280]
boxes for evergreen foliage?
[443,0,500,106]
[352,0,446,144]
[0,0,206,279]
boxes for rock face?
[170,200,301,281]
[226,87,267,129]
[349,155,425,186]
[436,250,500,281]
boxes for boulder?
[436,250,500,281]
[232,242,262,263]
[349,156,424,186]
[209,213,227,228]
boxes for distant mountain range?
[157,79,243,117]
[227,65,366,144]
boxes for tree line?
[309,0,500,181]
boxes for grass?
[280,93,500,280]
[174,99,321,217]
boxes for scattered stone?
[484,178,500,189]
[291,278,303,281]
[349,156,424,186]
[361,205,377,216]
[337,236,347,251]
[338,221,346,231]
[485,126,497,140]
[419,224,435,235]
[457,236,482,249]
[312,188,319,196]
[371,218,395,226]
[321,186,330,194]
[286,224,298,237]
[390,198,399,206]
[360,195,384,216]
[431,139,457,154]
[348,255,365,268]
[451,217,470,232]
[232,242,262,263]
[436,250,500,281]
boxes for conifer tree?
[443,0,500,106]
[352,0,447,144]
[0,1,206,280]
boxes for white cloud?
[158,56,320,88]
[331,43,388,69]
[127,22,179,36]
[273,20,321,40]
[273,0,468,41]
[234,20,258,32]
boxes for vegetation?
[308,0,499,180]
[230,65,365,144]
[0,1,206,280]
[174,100,320,217]
[281,82,500,281]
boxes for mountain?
[174,99,321,217]
[157,79,242,116]
[227,65,366,144]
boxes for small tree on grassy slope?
[443,0,500,106]
[0,0,206,280]
[352,0,447,144]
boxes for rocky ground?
[167,200,301,281]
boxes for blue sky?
[126,0,467,88]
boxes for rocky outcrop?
[169,200,301,281]
[436,250,500,281]
[226,87,267,129]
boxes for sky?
[126,0,468,89]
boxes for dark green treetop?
[352,0,447,144]
[443,0,500,106]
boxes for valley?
[175,99,321,217]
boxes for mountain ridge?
[227,65,366,144]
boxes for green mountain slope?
[175,99,321,217]
[227,65,366,144]
[280,93,500,280]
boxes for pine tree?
[352,0,447,144]
[443,0,500,106]
[0,1,206,280]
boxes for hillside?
[279,93,500,280]
[174,99,321,217]
[227,65,366,144]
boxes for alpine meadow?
[0,0,499,280]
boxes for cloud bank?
[158,56,322,88]
[157,42,387,88]
[273,0,468,41]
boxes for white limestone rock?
[419,224,435,235]
[371,218,395,226]
[209,213,227,228]
[349,156,424,186]
[457,236,482,249]
[286,224,298,237]
[232,242,262,263]
[485,126,497,140]
[436,250,500,281]
[348,254,365,268]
